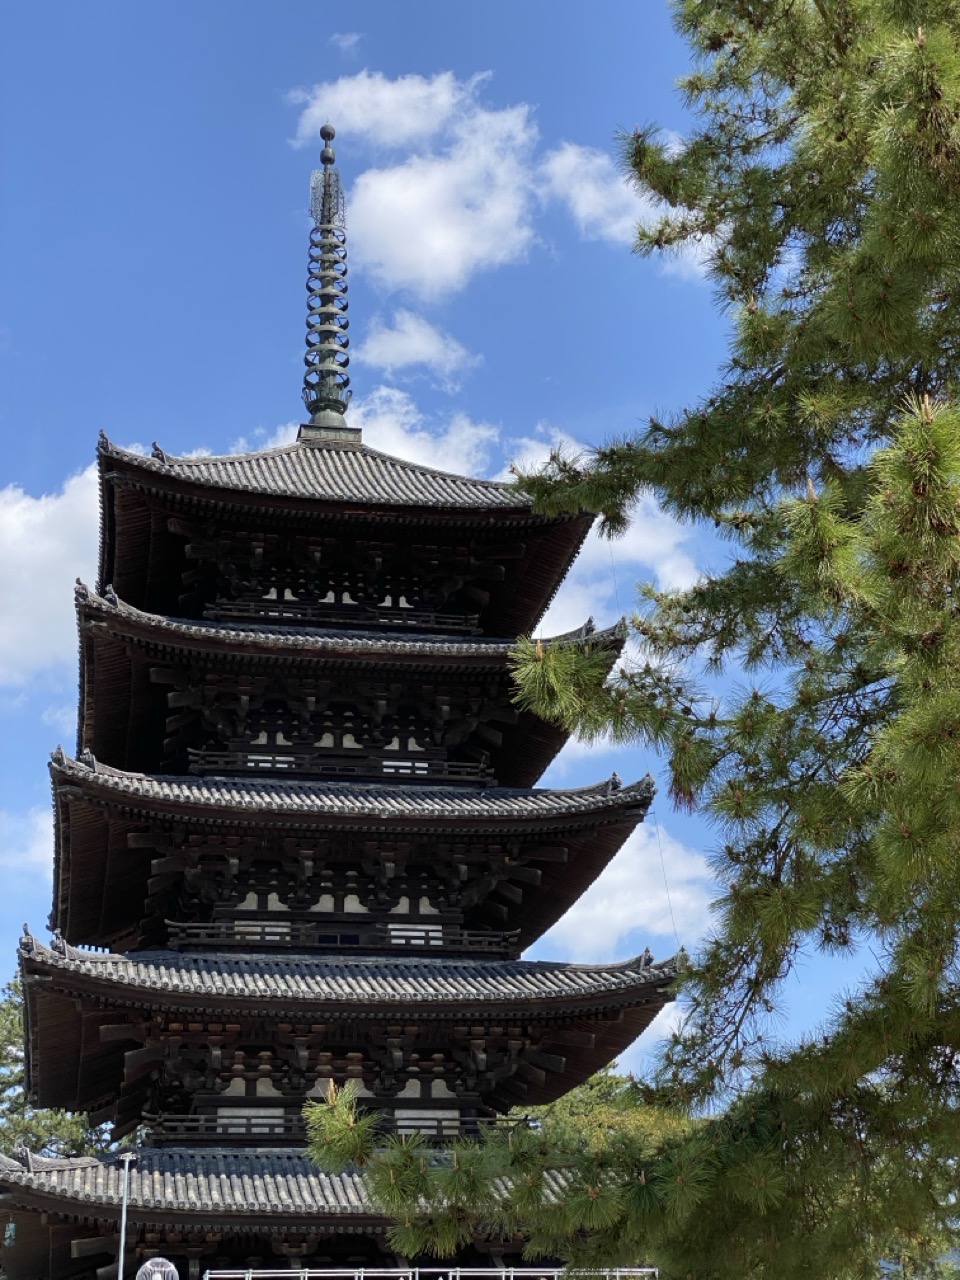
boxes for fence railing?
[144,1113,532,1145]
[203,1269,658,1280]
[165,920,520,954]
[187,748,492,783]
[205,600,481,633]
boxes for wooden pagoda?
[0,128,677,1279]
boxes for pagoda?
[0,128,678,1279]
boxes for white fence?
[202,1269,658,1280]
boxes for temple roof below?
[101,435,530,511]
[0,1144,376,1224]
[21,932,676,1010]
[51,751,652,825]
[77,585,618,663]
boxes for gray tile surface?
[101,436,529,509]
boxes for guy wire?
[652,808,681,949]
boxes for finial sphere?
[320,123,335,141]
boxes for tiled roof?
[0,1146,374,1220]
[20,932,677,1010]
[50,751,654,824]
[100,435,530,510]
[76,584,623,662]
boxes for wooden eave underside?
[21,959,672,1112]
[76,602,597,786]
[50,769,648,948]
[98,460,593,635]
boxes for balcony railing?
[165,921,520,955]
[187,748,493,784]
[143,1112,307,1142]
[204,1269,658,1280]
[144,1113,531,1145]
[204,599,481,633]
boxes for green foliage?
[307,1,960,1272]
[0,981,107,1157]
[510,0,960,1268]
[303,1080,383,1169]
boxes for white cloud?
[499,422,581,482]
[348,106,538,298]
[290,70,482,149]
[503,426,698,634]
[538,734,626,785]
[329,32,362,54]
[356,310,478,382]
[661,236,716,282]
[0,466,99,685]
[0,807,53,879]
[234,390,499,478]
[290,71,713,299]
[292,72,538,298]
[574,506,699,592]
[541,140,714,282]
[351,386,499,474]
[618,1001,688,1076]
[41,702,77,740]
[229,422,299,454]
[537,821,712,962]
[540,142,650,246]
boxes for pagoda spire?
[299,124,356,443]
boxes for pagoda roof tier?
[75,585,622,785]
[21,931,676,1015]
[51,755,649,950]
[104,435,530,510]
[77,583,619,663]
[20,931,676,1113]
[0,1146,383,1269]
[51,750,652,826]
[97,436,592,635]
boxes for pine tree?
[0,981,107,1157]
[307,2,960,1273]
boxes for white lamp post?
[117,1151,137,1280]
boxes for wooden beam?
[72,1235,119,1260]
[515,1062,547,1087]
[122,1043,166,1082]
[542,1028,595,1048]
[99,1023,145,1044]
[127,832,161,849]
[505,865,541,885]
[527,845,569,863]
[525,1049,567,1074]
[495,881,523,905]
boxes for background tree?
[308,1,960,1273]
[0,981,107,1157]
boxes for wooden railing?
[187,748,492,783]
[143,1113,307,1142]
[204,599,481,633]
[145,1113,531,1145]
[165,920,520,955]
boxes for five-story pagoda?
[0,128,678,1279]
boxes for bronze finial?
[299,124,357,444]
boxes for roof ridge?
[355,440,525,493]
[99,432,527,497]
[49,748,653,803]
[99,433,305,468]
[76,584,622,652]
[20,930,679,999]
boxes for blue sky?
[0,1,861,1075]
